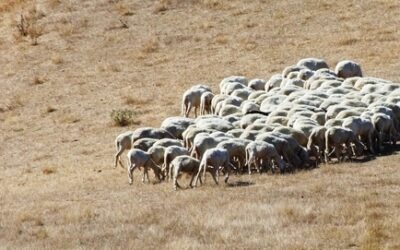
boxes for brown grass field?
[1,0,400,249]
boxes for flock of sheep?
[114,58,400,190]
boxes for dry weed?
[42,166,56,175]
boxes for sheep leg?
[194,106,198,118]
[128,163,136,185]
[211,168,219,185]
[185,103,192,118]
[193,163,203,187]
[114,146,124,169]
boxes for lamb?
[163,146,189,181]
[335,60,363,78]
[170,155,204,190]
[194,148,234,186]
[200,92,215,115]
[245,141,285,174]
[126,149,162,184]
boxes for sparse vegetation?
[111,109,137,126]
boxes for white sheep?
[245,141,285,174]
[170,155,203,190]
[200,92,215,116]
[194,148,234,186]
[181,85,212,117]
[335,60,363,78]
[126,149,162,184]
[296,58,329,71]
[162,146,189,181]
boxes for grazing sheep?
[163,146,189,181]
[372,113,398,150]
[245,141,285,174]
[231,88,253,100]
[170,155,204,190]
[342,117,375,154]
[194,148,234,186]
[200,92,214,115]
[307,126,327,162]
[126,149,162,184]
[190,134,226,159]
[148,145,166,167]
[335,60,363,78]
[325,127,365,163]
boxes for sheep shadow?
[226,181,255,188]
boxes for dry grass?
[1,0,400,249]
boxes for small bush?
[111,109,136,126]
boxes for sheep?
[296,57,328,70]
[372,113,398,150]
[335,60,363,78]
[114,131,134,169]
[231,88,253,100]
[265,74,283,91]
[147,145,166,167]
[273,126,308,147]
[200,92,215,116]
[241,101,260,114]
[282,65,306,78]
[248,79,266,91]
[324,127,365,163]
[217,139,247,172]
[222,81,247,95]
[126,149,162,184]
[325,118,344,128]
[297,68,314,81]
[219,76,248,92]
[170,156,204,190]
[194,148,234,186]
[211,94,228,114]
[152,138,183,148]
[195,117,235,132]
[307,126,327,163]
[245,141,285,174]
[131,127,175,144]
[335,109,364,119]
[163,146,189,181]
[255,132,298,171]
[342,117,375,154]
[132,138,158,151]
[182,126,215,149]
[160,116,195,139]
[182,85,212,117]
[190,134,226,160]
[218,104,242,117]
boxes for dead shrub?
[42,167,56,175]
[15,7,44,45]
[111,109,137,126]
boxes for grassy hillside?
[1,0,400,248]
